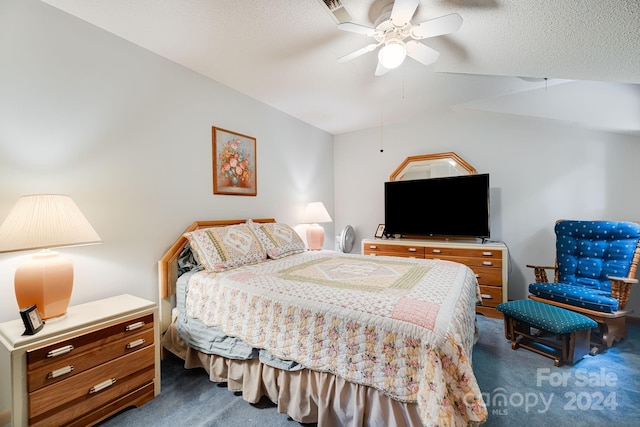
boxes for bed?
[158,219,488,426]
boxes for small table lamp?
[301,202,332,251]
[0,194,102,320]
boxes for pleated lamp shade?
[0,194,102,319]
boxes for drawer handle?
[126,338,146,349]
[482,252,493,256]
[475,274,481,278]
[369,245,377,249]
[431,249,441,254]
[481,294,492,299]
[482,261,493,266]
[48,365,74,379]
[89,378,117,394]
[47,345,74,358]
[125,321,145,331]
[408,248,417,252]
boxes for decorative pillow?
[184,223,266,272]
[250,221,306,259]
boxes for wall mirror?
[389,152,476,181]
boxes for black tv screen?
[384,173,490,239]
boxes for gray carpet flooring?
[99,315,640,426]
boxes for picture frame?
[212,126,257,196]
[375,224,386,238]
[20,304,44,335]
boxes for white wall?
[0,0,334,322]
[334,102,640,317]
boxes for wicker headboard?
[157,218,276,331]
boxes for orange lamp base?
[306,224,325,251]
[14,250,73,320]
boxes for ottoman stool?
[496,300,598,366]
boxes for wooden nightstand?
[0,294,160,427]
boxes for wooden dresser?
[0,294,159,427]
[361,239,508,318]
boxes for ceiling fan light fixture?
[378,39,406,69]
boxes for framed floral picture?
[212,126,257,196]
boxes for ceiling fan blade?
[411,13,463,39]
[390,0,420,27]
[337,22,377,37]
[406,40,440,66]
[375,61,391,76]
[337,43,380,63]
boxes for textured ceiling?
[40,0,640,135]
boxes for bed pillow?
[251,221,306,259]
[184,223,266,272]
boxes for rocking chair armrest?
[526,264,556,283]
[525,264,556,270]
[608,276,637,310]
[607,276,638,284]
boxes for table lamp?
[301,202,332,250]
[0,194,102,320]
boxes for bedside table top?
[0,294,156,349]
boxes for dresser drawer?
[363,243,425,257]
[27,327,154,392]
[424,246,502,260]
[29,345,155,424]
[424,254,503,270]
[478,285,503,308]
[469,266,503,286]
[424,249,502,268]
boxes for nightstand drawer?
[27,327,154,392]
[28,345,155,424]
[27,313,153,367]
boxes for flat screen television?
[384,173,490,239]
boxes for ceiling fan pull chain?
[380,91,384,153]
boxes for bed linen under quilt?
[184,251,488,426]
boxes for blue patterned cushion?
[529,220,640,313]
[529,282,619,312]
[496,300,597,334]
[555,220,640,292]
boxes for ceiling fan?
[337,0,463,76]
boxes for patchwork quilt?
[185,251,488,426]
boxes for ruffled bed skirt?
[162,323,423,427]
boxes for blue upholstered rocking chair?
[527,220,640,347]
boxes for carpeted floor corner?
[473,315,640,427]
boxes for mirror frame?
[389,152,476,181]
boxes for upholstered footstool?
[496,300,598,366]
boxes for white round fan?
[337,224,356,253]
[336,0,463,76]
